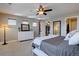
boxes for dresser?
[18,31,34,41]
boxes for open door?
[45,23,50,36]
[66,17,77,34]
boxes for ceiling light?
[36,18,45,20]
[33,22,37,27]
[38,11,44,15]
[22,21,29,24]
[28,16,36,18]
[14,13,23,16]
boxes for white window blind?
[8,18,16,25]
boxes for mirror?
[53,21,61,36]
[21,24,30,31]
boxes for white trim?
[0,40,18,44]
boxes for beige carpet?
[0,40,33,56]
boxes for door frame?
[65,16,77,34]
[39,20,45,36]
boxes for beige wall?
[0,13,39,42]
[0,12,79,43]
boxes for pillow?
[69,32,79,45]
[64,30,77,40]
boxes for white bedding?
[32,35,58,56]
[32,35,58,47]
[64,30,77,40]
[32,48,48,56]
[69,32,79,45]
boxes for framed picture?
[53,21,61,36]
[21,24,30,31]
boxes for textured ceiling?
[0,3,79,19]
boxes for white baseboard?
[0,40,18,45]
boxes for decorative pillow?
[64,30,77,40]
[69,32,79,45]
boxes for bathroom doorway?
[45,24,50,36]
[66,17,77,34]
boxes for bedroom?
[0,3,79,56]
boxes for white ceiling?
[0,3,79,19]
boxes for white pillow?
[69,32,79,45]
[64,30,77,40]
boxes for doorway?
[39,20,50,36]
[45,24,50,36]
[66,17,77,34]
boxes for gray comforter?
[40,36,79,56]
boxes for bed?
[32,31,79,56]
[32,35,58,49]
[40,36,79,56]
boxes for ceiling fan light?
[39,11,44,15]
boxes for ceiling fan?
[36,5,52,15]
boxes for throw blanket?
[40,36,79,56]
[32,35,58,48]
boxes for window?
[8,18,16,25]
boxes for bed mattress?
[40,36,79,56]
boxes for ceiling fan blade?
[36,13,47,15]
[44,9,52,12]
[43,13,47,15]
[36,13,39,15]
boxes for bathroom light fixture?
[22,21,29,24]
[46,18,50,26]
